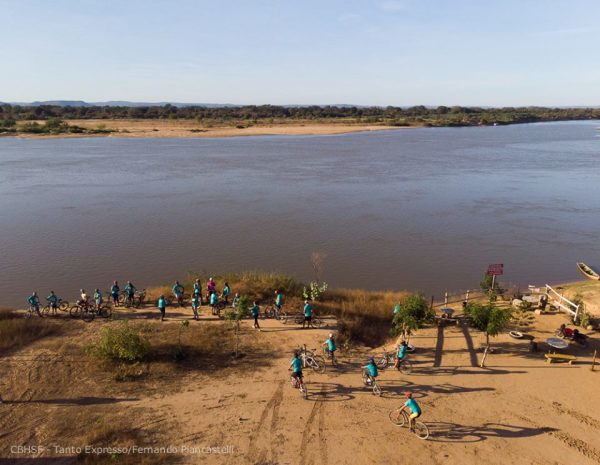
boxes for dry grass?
[0,308,61,354]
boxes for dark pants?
[159,307,165,320]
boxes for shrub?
[390,294,434,340]
[92,321,149,362]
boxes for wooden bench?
[545,353,577,364]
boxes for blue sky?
[1,0,599,106]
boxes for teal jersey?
[326,338,336,352]
[398,345,407,359]
[364,363,378,377]
[193,283,201,295]
[275,293,283,306]
[210,293,218,305]
[28,295,39,305]
[251,305,260,317]
[291,357,303,372]
[94,292,103,303]
[47,294,58,304]
[111,285,119,295]
[172,284,183,294]
[223,286,230,296]
[394,304,400,314]
[157,297,166,309]
[304,303,313,317]
[191,295,200,306]
[125,283,136,294]
[404,398,421,414]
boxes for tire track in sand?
[299,392,327,465]
[247,380,285,464]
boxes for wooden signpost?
[486,263,504,289]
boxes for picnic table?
[546,337,569,351]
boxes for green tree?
[223,295,249,358]
[464,302,511,367]
[390,294,433,342]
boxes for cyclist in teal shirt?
[395,341,408,369]
[399,392,422,432]
[46,291,59,315]
[275,290,284,310]
[94,289,103,310]
[363,357,378,383]
[125,281,136,299]
[110,281,120,306]
[193,279,202,302]
[302,300,313,329]
[251,301,261,331]
[157,295,167,321]
[172,281,184,306]
[28,292,40,312]
[209,291,218,315]
[191,294,200,320]
[222,282,231,304]
[322,333,337,364]
[290,351,303,380]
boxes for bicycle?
[92,301,112,319]
[388,408,430,440]
[376,349,412,374]
[362,369,382,396]
[290,313,323,328]
[262,302,282,320]
[69,301,95,322]
[134,289,146,308]
[299,346,326,374]
[289,373,308,399]
[25,305,43,319]
[41,298,69,317]
[322,346,338,367]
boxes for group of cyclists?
[26,280,141,317]
[289,336,423,432]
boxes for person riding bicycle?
[124,281,137,302]
[399,392,422,432]
[275,289,284,311]
[363,357,378,385]
[302,300,313,329]
[251,301,261,331]
[290,351,303,386]
[191,293,200,320]
[222,282,231,304]
[94,289,103,310]
[394,340,408,369]
[28,292,40,313]
[172,281,184,305]
[157,294,167,321]
[110,281,120,306]
[46,291,59,315]
[323,333,336,360]
[78,289,89,307]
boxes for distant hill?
[4,100,238,108]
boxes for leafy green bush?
[92,321,149,362]
[390,294,433,339]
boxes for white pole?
[444,292,448,306]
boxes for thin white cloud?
[338,12,361,23]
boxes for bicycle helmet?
[368,357,374,363]
[404,391,412,398]
[80,289,84,293]
[329,333,334,338]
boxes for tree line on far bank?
[1,104,600,130]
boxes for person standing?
[111,281,120,307]
[222,282,231,304]
[191,293,200,320]
[303,300,313,329]
[157,294,167,321]
[251,301,261,331]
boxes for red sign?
[487,264,504,276]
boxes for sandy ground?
[0,297,599,465]
[15,119,410,139]
[562,280,600,316]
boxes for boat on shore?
[576,262,600,280]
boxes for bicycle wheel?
[310,355,326,374]
[59,300,69,312]
[372,381,382,397]
[99,305,112,319]
[24,309,32,319]
[281,311,289,324]
[41,305,51,317]
[312,317,323,328]
[414,421,430,440]
[81,308,95,322]
[400,360,412,375]
[69,306,81,318]
[388,408,407,426]
[294,314,304,325]
[376,354,388,369]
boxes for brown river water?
[1,121,599,307]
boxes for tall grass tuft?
[0,308,59,353]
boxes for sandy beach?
[14,119,413,139]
